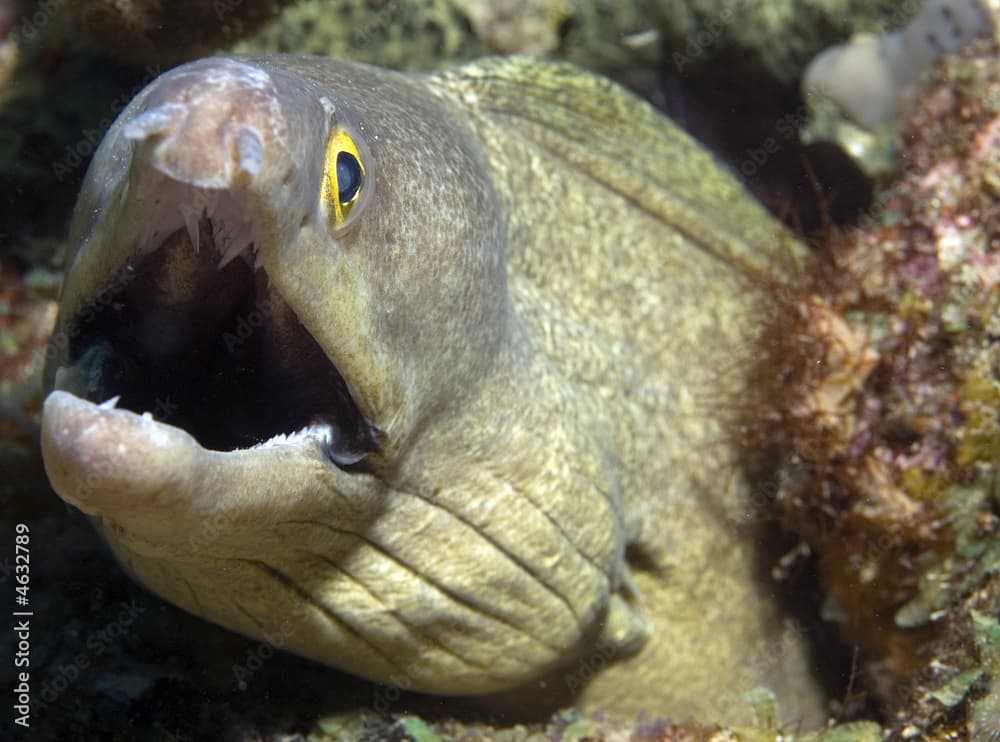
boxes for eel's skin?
[41,55,824,724]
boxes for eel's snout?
[122,58,287,190]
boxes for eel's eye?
[321,127,372,236]
[336,152,362,203]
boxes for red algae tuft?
[734,36,1000,736]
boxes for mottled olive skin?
[42,55,823,724]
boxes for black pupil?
[336,152,362,205]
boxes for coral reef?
[0,257,57,504]
[236,0,920,93]
[442,0,573,55]
[0,3,151,255]
[801,1,998,185]
[803,0,992,130]
[659,0,902,86]
[738,35,1000,740]
[63,0,298,65]
[234,0,487,73]
[49,1,925,98]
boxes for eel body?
[41,54,824,723]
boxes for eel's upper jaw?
[46,59,378,480]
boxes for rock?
[739,34,1000,739]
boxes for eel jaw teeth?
[179,204,201,253]
[132,175,264,271]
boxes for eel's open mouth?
[55,188,377,466]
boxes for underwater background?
[1,0,999,739]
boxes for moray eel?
[41,55,825,723]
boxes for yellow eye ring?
[321,127,372,236]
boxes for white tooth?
[99,395,121,410]
[254,247,264,270]
[136,207,183,257]
[229,220,252,251]
[180,204,202,253]
[218,240,249,268]
[136,219,156,255]
[212,220,229,253]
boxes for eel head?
[40,57,632,694]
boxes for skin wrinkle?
[308,553,509,678]
[280,518,564,654]
[238,558,412,678]
[391,481,587,629]
[472,334,626,556]
[232,599,271,634]
[474,378,623,527]
[478,460,611,573]
[181,577,206,619]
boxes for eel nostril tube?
[116,59,287,189]
[122,103,188,143]
[234,126,265,180]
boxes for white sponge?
[803,0,992,130]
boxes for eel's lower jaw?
[43,390,209,516]
[40,390,336,557]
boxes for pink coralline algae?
[736,36,1000,736]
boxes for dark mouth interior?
[64,223,378,462]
